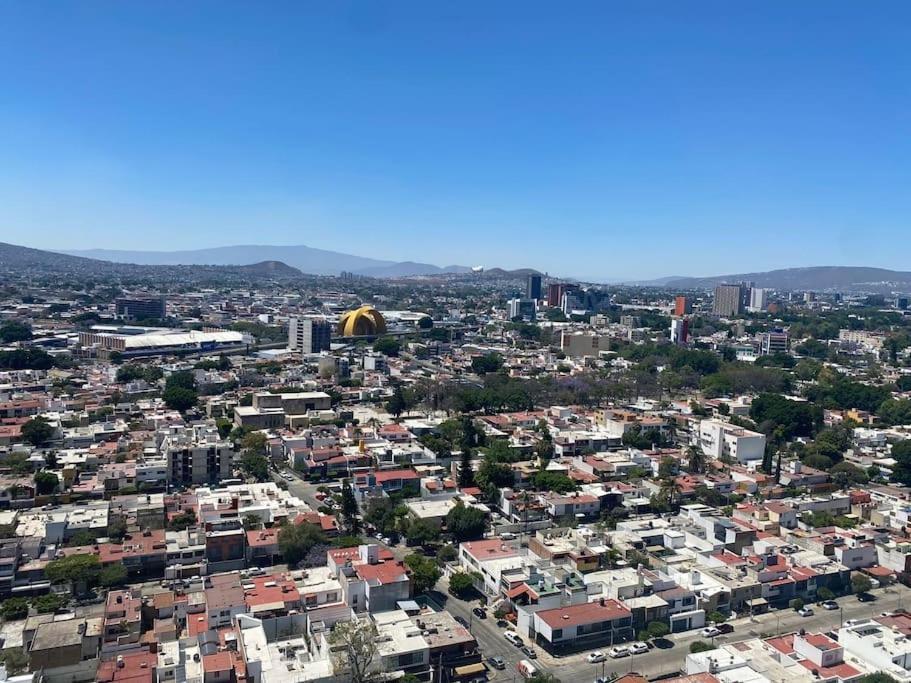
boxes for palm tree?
[687,446,706,474]
[659,478,683,511]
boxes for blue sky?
[1,2,909,280]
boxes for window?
[552,629,563,639]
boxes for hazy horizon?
[3,2,910,279]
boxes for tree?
[817,586,835,601]
[340,479,360,534]
[690,641,715,653]
[0,647,28,675]
[278,522,326,566]
[458,449,475,489]
[658,456,678,480]
[646,621,670,639]
[405,519,439,546]
[471,353,503,375]
[404,553,442,594]
[446,502,486,541]
[858,674,901,683]
[0,597,29,621]
[21,417,54,447]
[533,470,576,494]
[328,618,379,683]
[240,452,269,482]
[417,316,433,330]
[372,337,401,357]
[789,598,804,610]
[168,510,197,531]
[386,386,407,419]
[163,386,197,412]
[528,674,561,683]
[437,543,457,564]
[99,563,128,587]
[851,573,873,595]
[45,554,101,593]
[34,471,58,495]
[892,440,911,487]
[687,446,706,474]
[707,611,728,623]
[448,571,475,597]
[31,593,68,614]
[0,321,31,343]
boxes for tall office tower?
[713,285,745,317]
[546,283,564,307]
[526,274,542,301]
[670,318,689,345]
[749,288,768,312]
[674,296,692,316]
[288,317,332,354]
[116,295,166,321]
[508,298,536,321]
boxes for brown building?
[674,295,692,316]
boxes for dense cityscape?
[0,245,910,683]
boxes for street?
[439,581,911,682]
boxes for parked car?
[505,631,524,647]
[587,651,606,663]
[487,656,506,670]
[609,646,630,659]
[629,641,649,655]
[496,619,510,628]
[821,600,839,611]
[472,607,487,619]
[701,626,721,638]
[521,646,537,659]
[455,616,469,628]
[798,607,814,617]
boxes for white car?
[629,641,649,655]
[587,651,606,663]
[609,646,630,659]
[798,607,814,617]
[701,627,721,638]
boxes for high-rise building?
[748,288,768,312]
[115,295,166,321]
[526,274,542,301]
[288,317,331,354]
[670,318,689,345]
[713,285,745,317]
[547,283,580,308]
[508,298,536,321]
[674,296,692,316]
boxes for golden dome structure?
[337,305,387,337]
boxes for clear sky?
[1,2,909,280]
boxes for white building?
[695,419,766,463]
[160,423,235,485]
[839,618,911,681]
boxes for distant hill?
[62,244,471,278]
[0,242,300,282]
[654,266,911,292]
[234,260,302,277]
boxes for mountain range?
[62,245,472,278]
[641,266,911,292]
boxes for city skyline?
[2,2,910,279]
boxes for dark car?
[496,619,509,628]
[455,616,469,628]
[858,593,875,602]
[472,607,487,619]
[487,656,506,670]
[717,623,734,634]
[521,646,537,659]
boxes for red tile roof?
[535,599,631,629]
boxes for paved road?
[439,581,911,682]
